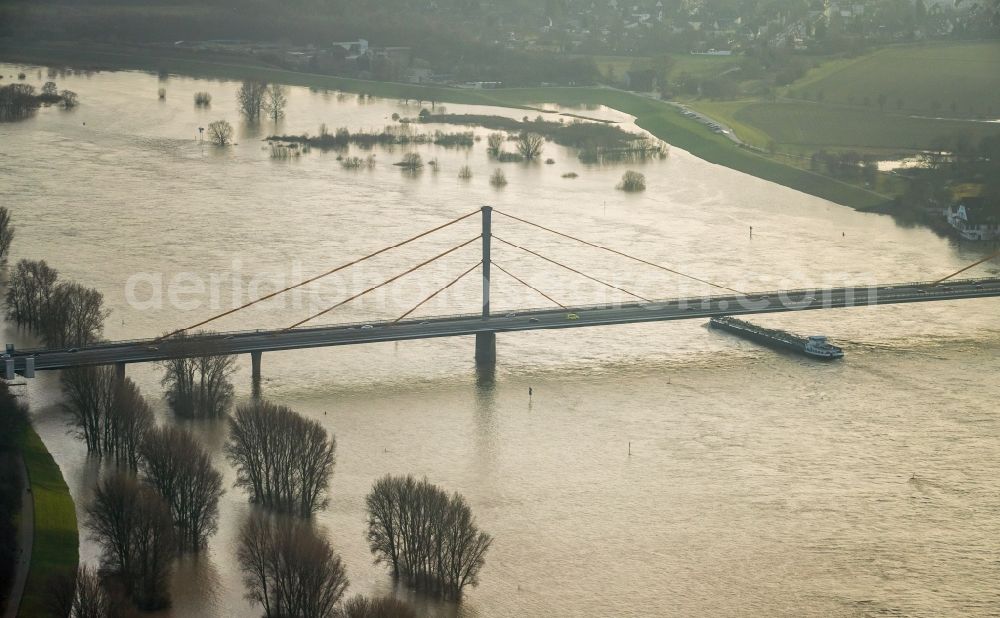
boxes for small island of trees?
[0,82,78,122]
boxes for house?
[946,197,1000,241]
[331,39,369,60]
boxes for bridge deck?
[8,277,1000,372]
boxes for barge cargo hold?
[709,316,844,360]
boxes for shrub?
[486,132,505,156]
[193,92,212,107]
[496,151,524,163]
[458,165,473,179]
[617,170,646,192]
[490,169,507,187]
[395,152,423,170]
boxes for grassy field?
[787,41,1000,118]
[0,42,891,210]
[682,40,1000,158]
[696,99,1000,154]
[590,53,738,83]
[19,425,78,617]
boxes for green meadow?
[19,426,78,616]
[788,41,1000,118]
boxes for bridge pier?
[114,362,126,382]
[250,351,262,398]
[475,332,496,367]
[250,351,262,380]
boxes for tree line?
[5,258,108,348]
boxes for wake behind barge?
[709,316,844,360]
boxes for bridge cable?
[491,261,568,309]
[393,261,482,323]
[932,248,1000,285]
[493,210,744,295]
[158,208,481,340]
[492,235,653,302]
[286,235,481,330]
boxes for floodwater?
[2,63,1000,617]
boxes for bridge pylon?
[476,205,496,366]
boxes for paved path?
[1,456,33,618]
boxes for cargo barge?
[709,316,844,360]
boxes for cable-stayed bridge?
[6,207,999,380]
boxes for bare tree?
[486,132,505,156]
[5,259,59,332]
[236,80,268,121]
[515,132,544,160]
[366,475,493,600]
[109,378,154,469]
[61,370,152,468]
[225,399,337,516]
[85,473,176,611]
[263,84,288,122]
[0,206,14,259]
[341,594,417,618]
[47,565,123,618]
[42,281,108,348]
[140,425,224,552]
[237,513,349,618]
[206,120,233,146]
[61,366,116,453]
[160,336,236,418]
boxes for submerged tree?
[60,90,79,109]
[515,132,544,160]
[237,80,268,121]
[263,84,288,122]
[0,206,14,259]
[61,369,153,468]
[140,425,224,552]
[47,565,124,618]
[225,399,337,516]
[341,595,417,618]
[486,132,505,156]
[193,91,212,107]
[42,281,108,348]
[5,259,59,332]
[207,120,233,146]
[396,152,423,170]
[160,336,236,418]
[85,474,176,611]
[237,513,349,618]
[366,475,493,600]
[616,170,646,192]
[489,168,507,187]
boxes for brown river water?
[1,62,999,617]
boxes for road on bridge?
[8,277,1000,374]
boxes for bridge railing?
[12,277,1000,355]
